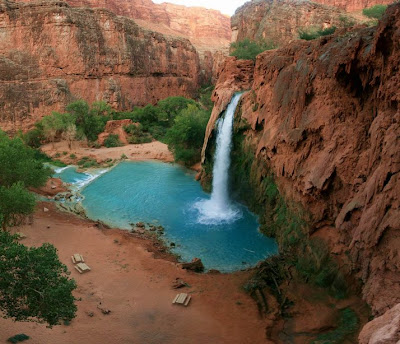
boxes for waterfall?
[194,93,243,225]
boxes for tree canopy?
[0,231,77,325]
[0,131,51,188]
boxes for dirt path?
[0,203,270,344]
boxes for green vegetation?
[230,38,276,61]
[299,26,337,40]
[362,4,387,19]
[229,130,347,299]
[22,100,112,147]
[0,231,77,326]
[7,334,30,343]
[124,124,152,144]
[77,156,99,169]
[165,104,210,166]
[0,132,51,189]
[0,131,76,326]
[311,308,359,344]
[339,15,356,28]
[104,134,123,148]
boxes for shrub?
[339,15,356,28]
[69,154,76,159]
[104,134,123,148]
[299,26,337,40]
[7,334,30,343]
[230,38,276,61]
[165,104,210,166]
[362,4,387,19]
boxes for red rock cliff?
[0,0,200,132]
[204,2,400,335]
[231,0,364,47]
[13,0,231,82]
[313,0,393,12]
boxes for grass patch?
[299,26,337,40]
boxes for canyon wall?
[12,0,231,82]
[313,0,393,11]
[0,0,200,132]
[231,0,362,47]
[203,1,400,337]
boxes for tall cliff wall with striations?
[0,0,201,132]
[312,0,393,11]
[231,0,364,47]
[12,0,231,83]
[203,2,400,339]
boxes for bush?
[339,15,356,28]
[230,38,276,61]
[299,26,337,40]
[7,334,30,343]
[104,134,123,148]
[362,4,387,19]
[165,104,210,166]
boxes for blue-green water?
[55,161,277,272]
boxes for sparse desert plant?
[362,4,387,19]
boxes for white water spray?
[194,93,243,224]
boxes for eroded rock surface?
[231,0,364,47]
[0,0,200,132]
[204,3,400,319]
[359,303,400,344]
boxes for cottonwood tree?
[0,231,77,325]
[0,131,77,325]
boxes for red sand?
[0,203,269,344]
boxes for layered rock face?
[231,0,363,47]
[13,0,231,82]
[313,0,393,11]
[204,1,399,334]
[0,0,200,132]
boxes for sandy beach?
[41,140,175,164]
[0,201,272,344]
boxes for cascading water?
[194,93,243,224]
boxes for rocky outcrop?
[0,0,200,132]
[204,2,400,321]
[359,303,400,344]
[97,119,134,145]
[313,0,393,12]
[231,0,364,47]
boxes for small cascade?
[194,93,243,224]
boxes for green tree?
[67,100,110,141]
[230,38,276,61]
[157,97,197,126]
[0,231,77,325]
[362,4,387,19]
[0,182,35,231]
[165,104,210,165]
[0,131,51,188]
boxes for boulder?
[180,258,204,273]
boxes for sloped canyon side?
[0,0,202,132]
[203,2,399,341]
